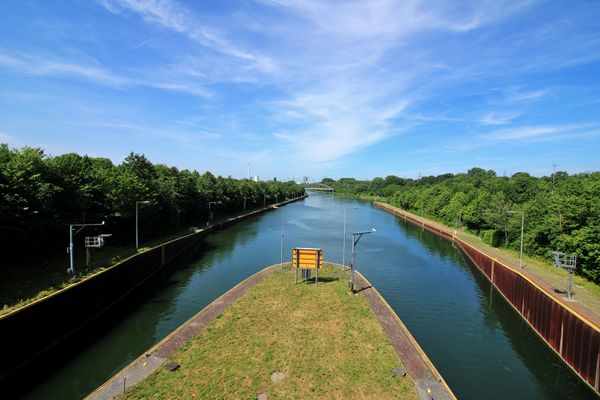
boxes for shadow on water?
[370,211,596,400]
[14,214,267,399]
[460,251,597,399]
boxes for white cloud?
[97,0,277,73]
[484,125,600,142]
[506,88,547,102]
[480,112,519,125]
[0,52,212,97]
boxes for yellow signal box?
[292,247,323,285]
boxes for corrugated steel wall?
[374,202,600,394]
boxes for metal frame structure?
[349,229,375,293]
[84,234,112,267]
[552,251,577,299]
[67,221,105,274]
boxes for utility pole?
[343,207,358,268]
[280,207,285,269]
[349,229,376,293]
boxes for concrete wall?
[0,196,306,381]
[374,202,600,395]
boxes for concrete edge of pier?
[86,264,280,400]
[87,262,455,400]
[354,270,456,400]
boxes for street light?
[207,201,221,226]
[243,196,247,212]
[68,220,105,274]
[349,228,376,293]
[509,211,525,269]
[343,207,359,268]
[136,200,150,250]
[280,206,285,268]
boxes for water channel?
[22,193,595,399]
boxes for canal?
[22,193,595,399]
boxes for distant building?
[302,176,309,184]
[253,175,259,182]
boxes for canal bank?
[374,201,600,396]
[0,196,306,386]
[14,193,597,399]
[88,264,455,400]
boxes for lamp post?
[280,207,285,269]
[136,200,150,249]
[207,201,220,226]
[243,196,247,212]
[68,221,105,274]
[509,211,524,269]
[350,228,376,293]
[343,207,358,268]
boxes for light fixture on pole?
[509,210,524,269]
[136,200,150,249]
[350,228,376,293]
[68,220,105,274]
[343,207,358,269]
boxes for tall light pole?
[343,207,358,268]
[509,211,525,269]
[350,228,376,293]
[280,207,285,269]
[136,200,150,249]
[68,221,105,274]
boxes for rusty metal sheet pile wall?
[374,202,600,394]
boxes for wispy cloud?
[0,51,212,97]
[2,0,600,178]
[480,112,520,125]
[505,88,547,102]
[483,124,600,142]
[97,0,277,73]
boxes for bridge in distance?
[303,183,334,192]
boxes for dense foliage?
[0,145,304,261]
[323,168,600,282]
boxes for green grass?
[121,266,418,400]
[0,227,195,317]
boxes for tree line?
[0,145,304,262]
[322,168,600,282]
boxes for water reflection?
[20,193,596,400]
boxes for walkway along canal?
[14,193,598,399]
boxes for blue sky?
[1,0,600,180]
